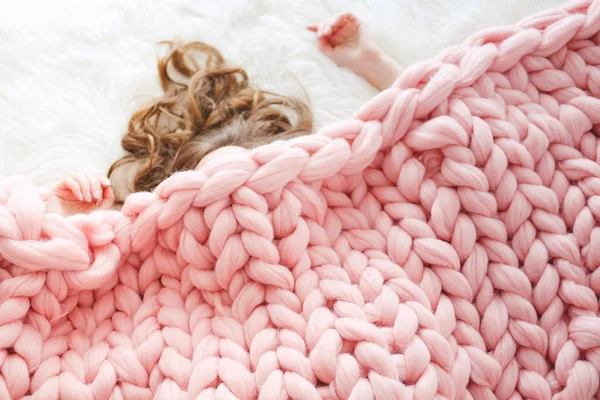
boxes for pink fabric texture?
[3,1,600,399]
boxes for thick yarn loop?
[2,1,600,398]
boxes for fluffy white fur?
[0,0,565,186]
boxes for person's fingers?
[316,12,358,38]
[330,14,346,33]
[65,178,83,201]
[329,12,352,34]
[87,175,103,204]
[340,12,357,26]
[58,178,83,200]
[318,36,333,53]
[74,174,92,203]
[98,185,115,210]
[318,16,336,37]
[319,13,356,46]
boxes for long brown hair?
[108,41,312,196]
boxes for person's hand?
[307,13,382,73]
[46,174,115,216]
[308,13,403,91]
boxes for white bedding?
[0,0,565,186]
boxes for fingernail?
[94,190,102,199]
[86,193,92,202]
[103,178,111,186]
[78,192,84,201]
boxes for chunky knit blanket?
[2,1,600,399]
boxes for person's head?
[108,41,312,202]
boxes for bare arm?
[353,50,404,92]
[308,13,403,91]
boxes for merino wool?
[1,0,600,398]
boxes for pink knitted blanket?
[2,1,600,399]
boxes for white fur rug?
[0,0,565,186]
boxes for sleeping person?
[45,12,404,216]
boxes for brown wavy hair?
[108,41,312,197]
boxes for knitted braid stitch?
[2,0,600,398]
